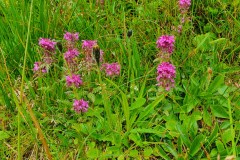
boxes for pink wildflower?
[179,0,191,11]
[39,38,57,52]
[82,40,97,50]
[66,74,83,88]
[156,62,176,91]
[102,63,120,76]
[33,62,47,73]
[33,62,40,72]
[73,99,89,113]
[64,32,79,42]
[64,49,80,63]
[156,35,175,54]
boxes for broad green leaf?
[144,147,153,157]
[176,124,191,148]
[216,140,225,152]
[207,75,224,93]
[107,146,122,155]
[210,105,228,118]
[162,143,178,158]
[137,94,165,122]
[129,98,146,110]
[222,129,232,144]
[156,146,171,160]
[210,148,218,158]
[129,150,138,157]
[166,120,179,137]
[189,121,198,138]
[86,148,99,158]
[220,121,230,129]
[129,133,142,147]
[189,134,205,157]
[117,155,125,160]
[203,107,212,126]
[112,132,122,147]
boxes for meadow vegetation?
[0,0,240,159]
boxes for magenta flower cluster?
[62,32,88,113]
[156,35,176,90]
[34,31,122,113]
[156,62,176,91]
[64,32,80,67]
[39,38,57,52]
[156,35,175,54]
[73,99,89,113]
[179,0,191,11]
[102,63,121,77]
[64,32,79,42]
[64,48,80,63]
[66,74,83,88]
[33,38,57,73]
[82,40,97,50]
[155,35,176,91]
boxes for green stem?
[228,98,236,156]
[96,67,113,128]
[19,0,34,159]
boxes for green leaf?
[193,32,216,52]
[0,131,10,141]
[166,120,179,137]
[117,155,125,160]
[129,150,139,157]
[222,129,232,144]
[235,121,240,130]
[176,124,191,148]
[129,133,142,147]
[162,143,178,158]
[144,147,153,157]
[137,94,165,122]
[189,134,205,157]
[130,128,165,136]
[203,107,212,126]
[216,140,225,152]
[87,93,95,103]
[210,105,228,118]
[130,98,146,110]
[207,125,219,145]
[207,75,224,93]
[156,146,171,160]
[86,148,99,158]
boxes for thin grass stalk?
[228,98,236,156]
[24,96,53,160]
[0,47,13,87]
[18,0,34,158]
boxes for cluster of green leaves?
[0,0,239,159]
